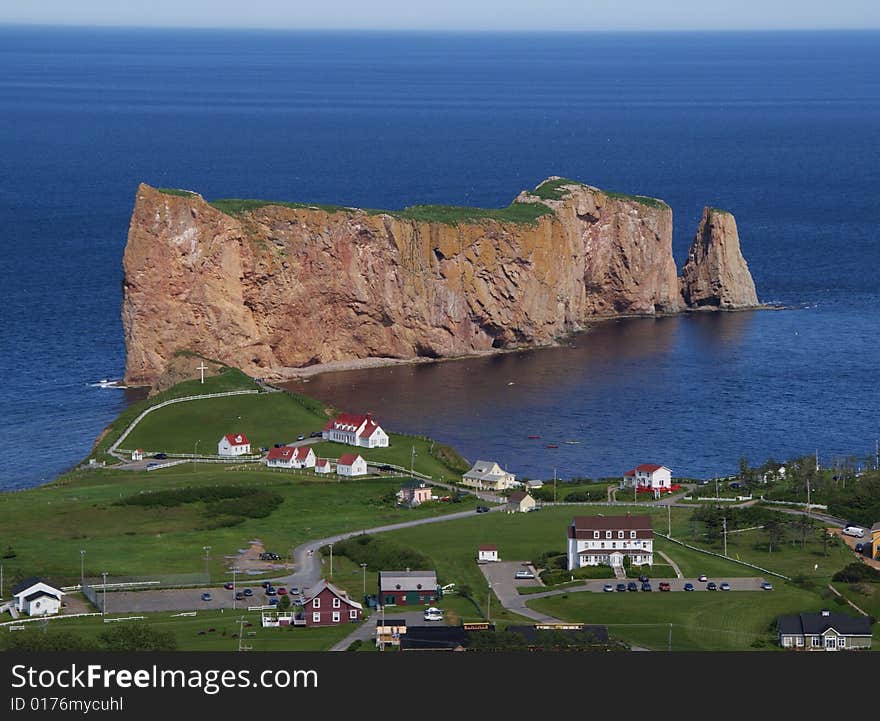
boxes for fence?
[760,499,828,511]
[682,495,749,503]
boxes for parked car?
[235,592,244,600]
[761,581,774,591]
[262,581,272,588]
[277,587,287,595]
[514,570,535,580]
[854,543,864,553]
[153,453,167,459]
[268,597,279,606]
[378,464,393,472]
[289,587,300,595]
[297,435,305,441]
[265,587,277,596]
[698,574,708,582]
[641,582,652,592]
[627,582,638,592]
[638,575,649,583]
[658,582,671,592]
[719,582,731,591]
[146,462,159,468]
[616,583,627,592]
[224,582,234,590]
[274,443,285,448]
[476,506,490,513]
[603,584,614,592]
[243,588,253,597]
[201,592,212,601]
[707,582,718,591]
[683,582,695,592]
[423,608,444,621]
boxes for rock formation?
[679,207,759,309]
[122,179,759,386]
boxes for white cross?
[197,362,208,384]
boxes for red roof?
[267,446,294,461]
[478,545,497,552]
[315,459,328,467]
[637,464,663,473]
[224,433,249,446]
[293,446,313,461]
[337,453,364,466]
[568,515,653,539]
[323,412,383,437]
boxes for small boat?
[545,444,559,449]
[564,440,580,445]
[527,435,541,439]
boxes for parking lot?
[100,585,289,614]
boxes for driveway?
[328,610,433,651]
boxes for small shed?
[477,544,499,563]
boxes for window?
[796,636,804,647]
[838,637,846,648]
[618,531,624,539]
[811,636,821,648]
[312,598,320,608]
[630,531,636,539]
[600,542,605,549]
[611,542,616,549]
[332,612,340,623]
[593,531,600,539]
[332,597,341,609]
[782,636,792,647]
[312,612,320,623]
[606,531,612,539]
[350,609,358,619]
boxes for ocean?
[0,26,877,489]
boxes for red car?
[224,582,234,590]
[658,582,671,592]
[277,587,287,595]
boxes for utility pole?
[553,468,557,503]
[203,546,211,584]
[410,446,416,478]
[722,517,728,558]
[329,544,333,578]
[238,616,246,651]
[101,572,108,616]
[667,503,672,538]
[80,549,86,588]
[361,563,367,597]
[487,582,492,622]
[232,567,238,609]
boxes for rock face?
[122,180,758,386]
[679,207,759,309]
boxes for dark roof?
[478,544,497,551]
[400,625,469,651]
[377,619,407,627]
[777,611,872,637]
[24,591,60,603]
[11,576,46,595]
[571,515,652,531]
[507,625,609,645]
[509,491,528,503]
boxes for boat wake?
[87,378,126,389]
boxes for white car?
[423,608,444,621]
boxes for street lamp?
[232,567,238,609]
[203,546,211,584]
[80,550,86,588]
[101,572,108,616]
[361,563,367,596]
[487,581,492,622]
[329,544,333,578]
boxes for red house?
[303,580,363,626]
[378,570,439,606]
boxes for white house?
[218,433,251,456]
[322,413,389,448]
[621,464,672,490]
[314,458,332,474]
[268,445,317,469]
[566,515,654,571]
[131,449,144,461]
[477,545,499,563]
[336,453,368,477]
[292,446,316,469]
[12,578,64,617]
[461,460,517,491]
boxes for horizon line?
[2,22,879,34]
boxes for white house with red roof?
[304,579,363,626]
[336,453,368,477]
[621,464,672,491]
[477,545,499,563]
[322,412,389,448]
[566,515,654,570]
[218,433,251,456]
[131,449,144,461]
[314,458,332,474]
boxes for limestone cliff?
[122,179,757,386]
[679,207,759,309]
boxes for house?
[506,491,536,513]
[322,412,389,448]
[477,545,499,563]
[400,625,469,652]
[777,610,872,651]
[266,446,296,468]
[131,449,144,461]
[868,522,880,561]
[314,458,332,474]
[397,480,433,507]
[336,453,368,477]
[461,460,517,491]
[218,433,251,456]
[378,570,439,606]
[11,578,64,617]
[526,480,544,490]
[303,579,363,626]
[376,618,407,647]
[621,464,673,491]
[566,515,654,571]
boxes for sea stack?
[679,207,759,309]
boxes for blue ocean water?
[0,27,877,489]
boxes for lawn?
[0,610,355,651]
[527,585,836,651]
[0,464,476,586]
[123,392,325,455]
[832,582,880,619]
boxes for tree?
[98,623,177,651]
[763,519,785,553]
[278,594,291,611]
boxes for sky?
[1,0,879,32]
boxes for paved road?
[328,610,432,651]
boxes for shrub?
[346,639,363,652]
[832,563,880,584]
[204,490,283,519]
[98,623,177,651]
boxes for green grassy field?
[1,610,356,651]
[123,392,325,455]
[527,585,837,651]
[0,465,477,586]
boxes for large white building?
[566,515,654,571]
[322,413,389,448]
[461,460,517,491]
[12,578,64,617]
[621,464,672,490]
[218,433,251,456]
